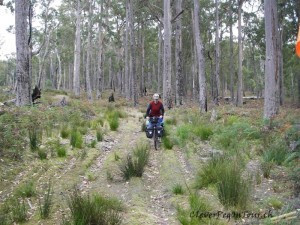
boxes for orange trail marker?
[296,24,300,58]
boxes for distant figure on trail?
[143,87,147,96]
[32,86,41,103]
[145,93,164,130]
[108,93,114,102]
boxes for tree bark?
[163,0,172,109]
[129,0,138,106]
[85,0,93,101]
[214,0,221,104]
[264,0,280,119]
[175,0,183,106]
[15,0,31,106]
[73,0,81,97]
[236,0,244,106]
[193,0,207,112]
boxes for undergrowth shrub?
[119,143,150,180]
[70,129,83,148]
[39,181,53,219]
[60,125,70,139]
[9,198,27,223]
[212,122,260,152]
[162,136,173,149]
[38,149,47,160]
[67,188,123,225]
[177,193,225,225]
[96,127,103,142]
[29,128,42,151]
[193,125,213,141]
[172,184,184,195]
[195,156,226,188]
[56,145,67,157]
[16,181,36,198]
[217,163,250,209]
[263,140,288,165]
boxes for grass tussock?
[196,156,251,209]
[16,181,36,198]
[70,129,83,149]
[39,181,53,219]
[66,188,123,225]
[177,193,226,225]
[119,143,150,180]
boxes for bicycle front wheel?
[154,128,158,150]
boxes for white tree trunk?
[175,0,183,106]
[264,0,280,119]
[193,0,207,112]
[73,0,81,97]
[15,0,31,106]
[214,0,221,103]
[163,0,172,109]
[236,0,244,106]
[86,1,93,101]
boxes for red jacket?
[146,101,165,117]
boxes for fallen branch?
[270,209,300,223]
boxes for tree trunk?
[229,0,234,102]
[236,0,244,106]
[85,1,93,101]
[264,0,280,119]
[193,0,207,112]
[56,48,62,90]
[125,0,130,99]
[175,0,183,106]
[73,0,81,97]
[129,0,138,106]
[163,0,172,109]
[15,0,31,106]
[214,0,221,104]
[157,25,163,94]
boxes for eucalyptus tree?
[15,0,31,106]
[85,0,93,101]
[73,0,81,97]
[193,0,207,112]
[175,0,183,106]
[214,0,221,104]
[163,0,172,109]
[264,0,280,119]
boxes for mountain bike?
[148,117,164,150]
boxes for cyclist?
[146,93,164,130]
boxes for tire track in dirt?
[77,108,182,224]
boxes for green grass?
[70,129,83,149]
[9,198,27,223]
[67,188,123,225]
[29,128,42,151]
[60,125,70,139]
[193,125,213,141]
[119,143,150,180]
[96,128,103,142]
[38,149,47,160]
[195,156,226,188]
[39,181,53,219]
[162,136,173,149]
[16,181,36,198]
[172,184,184,195]
[217,163,250,209]
[177,193,225,225]
[56,145,67,157]
[263,140,288,166]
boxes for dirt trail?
[0,107,198,225]
[76,108,191,225]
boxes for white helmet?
[153,93,159,100]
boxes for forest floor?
[0,91,299,225]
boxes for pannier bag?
[146,128,154,138]
[156,126,163,137]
